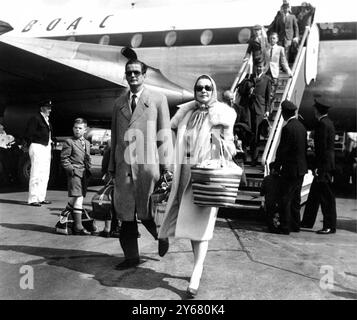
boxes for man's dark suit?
[275,13,299,62]
[273,117,308,233]
[302,115,337,230]
[248,73,272,161]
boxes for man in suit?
[25,100,53,206]
[60,118,92,235]
[247,60,272,165]
[301,100,337,234]
[267,32,293,103]
[108,59,173,269]
[272,100,308,234]
[274,2,299,63]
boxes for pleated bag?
[191,140,242,208]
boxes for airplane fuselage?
[3,7,357,132]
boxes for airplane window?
[99,35,110,45]
[66,36,76,42]
[165,31,177,47]
[238,28,251,44]
[131,33,143,48]
[200,30,213,45]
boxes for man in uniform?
[25,100,53,206]
[108,59,173,269]
[301,100,337,234]
[272,99,307,234]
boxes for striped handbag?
[191,141,242,208]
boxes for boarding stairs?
[229,21,316,212]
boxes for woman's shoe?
[186,286,198,299]
[99,230,111,238]
[72,228,91,235]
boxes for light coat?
[108,87,172,221]
[158,101,236,240]
[268,44,291,79]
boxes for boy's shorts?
[67,174,88,197]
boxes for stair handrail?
[262,25,312,175]
[230,55,253,94]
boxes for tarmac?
[0,156,356,301]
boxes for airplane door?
[305,23,319,85]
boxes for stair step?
[226,202,262,211]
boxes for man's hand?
[162,170,173,182]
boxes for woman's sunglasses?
[195,85,213,92]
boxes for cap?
[39,99,53,108]
[313,99,331,113]
[281,99,297,111]
[301,2,308,7]
[253,24,262,30]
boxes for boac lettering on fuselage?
[21,15,113,33]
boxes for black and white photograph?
[0,0,356,306]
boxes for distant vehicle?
[90,144,101,155]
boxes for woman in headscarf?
[158,75,236,298]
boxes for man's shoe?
[72,228,91,235]
[316,228,336,234]
[99,230,111,238]
[29,202,41,207]
[115,258,141,270]
[40,200,52,204]
[186,286,198,299]
[110,229,120,238]
[158,238,169,257]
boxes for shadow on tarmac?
[0,244,190,299]
[0,198,28,206]
[336,218,357,233]
[0,223,55,234]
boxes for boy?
[60,118,92,235]
[260,162,281,232]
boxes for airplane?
[0,0,356,191]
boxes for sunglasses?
[125,70,142,76]
[195,85,213,92]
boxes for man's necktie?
[80,138,85,149]
[131,94,137,114]
[270,47,273,59]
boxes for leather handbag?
[191,140,243,208]
[91,182,114,220]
